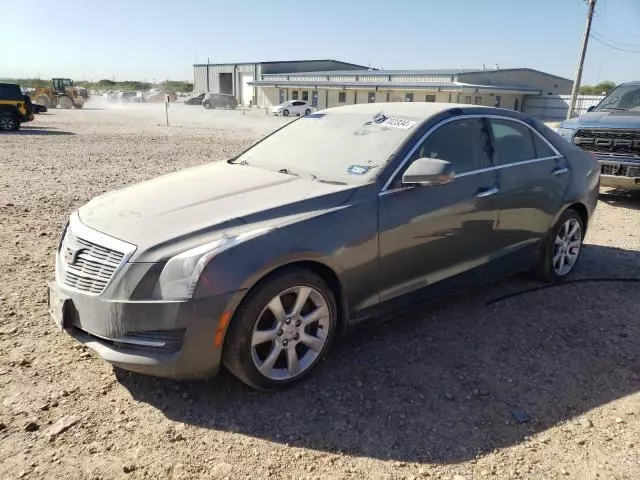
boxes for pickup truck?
[556,81,640,190]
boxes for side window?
[532,132,557,158]
[407,118,489,176]
[489,119,536,165]
[292,101,305,106]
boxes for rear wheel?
[58,96,73,109]
[223,268,337,390]
[532,209,584,282]
[0,113,19,131]
[304,109,311,115]
[203,102,212,109]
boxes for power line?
[590,33,640,53]
[591,30,640,49]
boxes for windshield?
[235,110,420,184]
[595,84,640,111]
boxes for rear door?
[487,117,569,259]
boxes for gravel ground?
[1,100,639,480]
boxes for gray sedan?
[48,103,600,390]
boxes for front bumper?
[598,158,640,190]
[48,279,244,379]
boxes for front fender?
[193,195,380,315]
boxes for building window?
[494,95,502,108]
[291,91,299,100]
[368,92,376,103]
[474,96,482,105]
[405,92,414,102]
[513,98,519,111]
[302,91,309,101]
[425,94,436,102]
[338,92,346,103]
[464,95,472,104]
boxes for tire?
[282,109,289,117]
[36,95,50,108]
[58,96,73,109]
[304,109,311,116]
[531,209,585,282]
[223,268,338,390]
[203,102,211,109]
[0,113,19,132]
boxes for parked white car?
[272,100,313,117]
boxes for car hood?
[78,162,356,262]
[561,110,640,130]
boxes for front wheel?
[36,95,50,108]
[58,96,73,109]
[282,109,289,117]
[203,102,212,109]
[532,209,584,282]
[223,268,337,390]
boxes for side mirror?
[402,158,455,186]
[587,105,595,112]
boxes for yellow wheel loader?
[30,78,88,109]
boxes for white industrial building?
[193,59,573,112]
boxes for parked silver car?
[48,103,599,390]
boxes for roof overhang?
[248,80,542,95]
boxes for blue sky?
[2,0,639,84]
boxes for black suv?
[202,93,238,110]
[0,83,34,131]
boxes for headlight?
[154,228,273,300]
[554,127,576,140]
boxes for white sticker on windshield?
[378,117,416,129]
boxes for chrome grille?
[573,129,640,158]
[60,232,125,294]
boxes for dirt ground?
[1,99,639,480]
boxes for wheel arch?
[229,259,348,338]
[567,202,589,231]
[550,200,590,233]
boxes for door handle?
[552,167,569,176]
[476,187,499,198]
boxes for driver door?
[378,117,498,302]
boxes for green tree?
[580,80,616,95]
[594,81,616,94]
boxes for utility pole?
[567,0,596,119]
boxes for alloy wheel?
[552,218,582,276]
[251,285,331,381]
[0,115,16,131]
